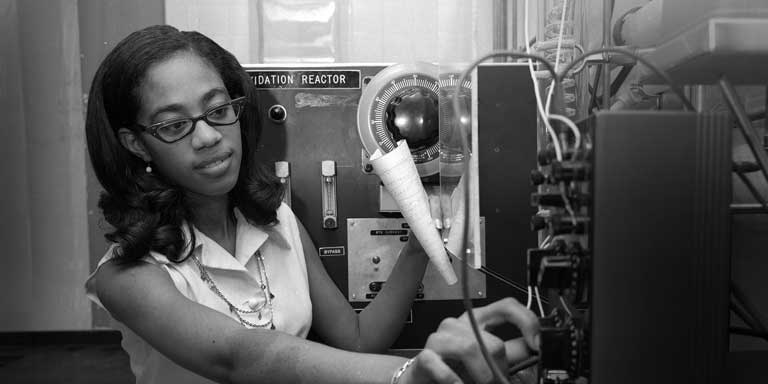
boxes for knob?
[268,104,287,123]
[386,89,439,149]
[530,169,547,186]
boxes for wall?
[0,0,165,332]
[78,0,165,328]
[0,0,90,330]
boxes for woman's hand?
[401,297,540,384]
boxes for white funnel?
[370,140,457,285]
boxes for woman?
[84,25,539,384]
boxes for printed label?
[318,246,346,257]
[251,70,361,89]
[370,229,409,236]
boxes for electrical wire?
[557,181,578,225]
[448,248,538,299]
[508,355,540,376]
[526,286,533,309]
[454,49,558,384]
[552,117,581,226]
[559,296,573,317]
[549,114,581,154]
[609,65,634,97]
[539,234,552,248]
[544,0,570,115]
[534,286,545,317]
[525,0,580,229]
[557,47,696,111]
[592,64,634,108]
[546,126,563,162]
[588,65,602,112]
[525,0,563,162]
[479,266,530,296]
[461,247,512,384]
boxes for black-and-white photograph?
[1,0,767,383]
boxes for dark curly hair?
[86,25,283,262]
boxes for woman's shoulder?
[86,244,184,308]
[89,245,171,285]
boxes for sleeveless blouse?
[85,204,313,384]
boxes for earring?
[145,162,153,173]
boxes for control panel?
[246,63,537,348]
[528,111,732,384]
[347,217,486,302]
[529,119,592,382]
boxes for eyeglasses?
[134,96,247,143]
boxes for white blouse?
[86,203,313,384]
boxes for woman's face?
[133,51,242,198]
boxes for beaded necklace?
[191,251,276,329]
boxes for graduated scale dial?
[358,63,444,177]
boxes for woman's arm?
[95,258,538,384]
[299,220,429,353]
[93,260,406,384]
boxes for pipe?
[602,0,612,110]
[613,0,663,48]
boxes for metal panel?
[347,218,486,302]
[589,111,730,384]
[247,63,537,348]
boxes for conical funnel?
[370,140,457,285]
